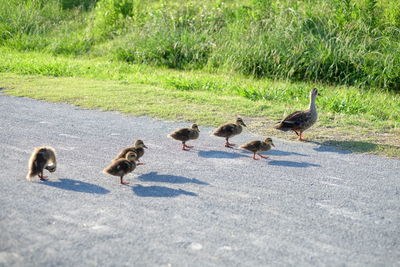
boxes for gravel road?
[0,93,399,266]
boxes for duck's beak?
[144,145,148,149]
[271,143,275,147]
[242,123,247,127]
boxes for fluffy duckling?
[240,138,275,160]
[114,139,147,165]
[26,146,57,181]
[103,151,138,185]
[167,124,200,150]
[211,117,247,147]
[275,88,320,141]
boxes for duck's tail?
[102,167,111,175]
[26,148,40,181]
[274,121,292,132]
[26,170,36,181]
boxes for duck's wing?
[212,123,236,137]
[240,140,262,152]
[275,110,311,130]
[104,160,133,175]
[169,128,191,141]
[115,146,135,159]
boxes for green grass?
[1,49,399,157]
[1,0,399,157]
[1,0,400,90]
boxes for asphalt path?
[0,93,399,266]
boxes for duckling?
[240,138,275,160]
[167,124,200,150]
[103,151,138,185]
[114,139,147,165]
[211,117,247,147]
[26,146,57,181]
[275,88,320,141]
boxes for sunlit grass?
[1,67,399,157]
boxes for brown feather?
[240,140,272,153]
[168,128,199,142]
[103,159,136,177]
[26,146,57,180]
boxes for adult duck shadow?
[309,140,399,155]
[132,184,197,198]
[137,171,208,185]
[198,149,245,159]
[268,160,320,168]
[41,178,110,194]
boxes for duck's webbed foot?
[39,173,49,181]
[298,132,306,141]
[258,153,269,159]
[120,177,129,185]
[182,142,193,150]
[225,139,235,148]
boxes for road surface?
[0,93,399,266]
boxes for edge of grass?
[1,72,399,158]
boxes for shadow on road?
[267,149,308,157]
[268,160,320,168]
[240,149,308,158]
[132,184,197,197]
[309,140,399,155]
[138,171,208,185]
[198,149,246,159]
[41,178,110,194]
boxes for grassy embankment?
[1,49,399,157]
[0,0,399,156]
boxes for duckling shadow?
[41,178,110,194]
[132,184,197,198]
[267,149,308,157]
[198,149,245,159]
[240,149,307,157]
[138,172,208,185]
[268,160,320,168]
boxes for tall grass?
[1,0,400,91]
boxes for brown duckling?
[275,88,320,141]
[103,151,138,185]
[114,139,147,165]
[211,117,247,147]
[240,138,275,160]
[26,146,57,181]
[167,124,200,150]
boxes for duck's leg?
[252,152,259,160]
[292,130,300,136]
[181,141,191,151]
[120,176,129,185]
[39,171,48,181]
[298,131,306,141]
[225,137,235,148]
[183,141,193,149]
[258,153,269,159]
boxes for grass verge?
[1,71,399,158]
